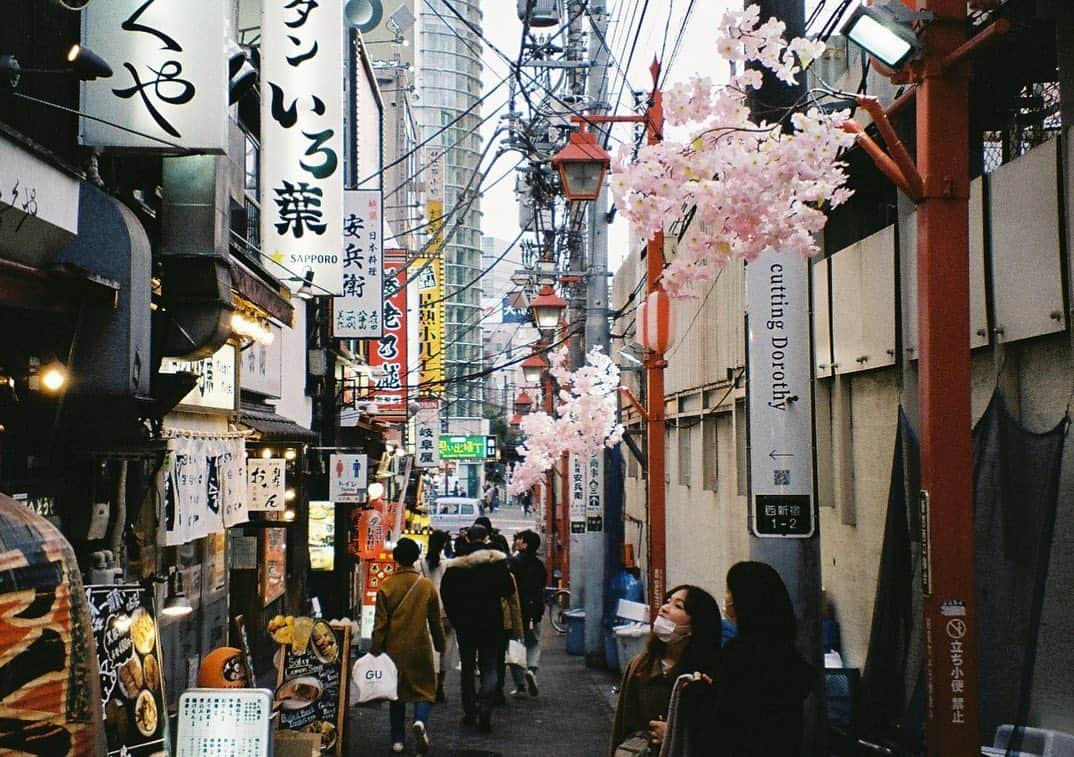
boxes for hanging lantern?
[636,288,673,353]
[353,508,385,559]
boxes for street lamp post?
[552,59,666,618]
[841,0,1011,750]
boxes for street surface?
[346,619,619,756]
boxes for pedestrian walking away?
[371,538,446,754]
[609,584,721,756]
[509,529,547,698]
[419,529,457,703]
[439,524,516,734]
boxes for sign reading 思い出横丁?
[261,0,344,295]
[333,190,384,338]
[80,0,227,151]
[439,436,492,460]
[745,249,815,538]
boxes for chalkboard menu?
[86,585,168,756]
[274,620,351,756]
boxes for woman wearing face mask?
[713,561,818,756]
[608,585,722,756]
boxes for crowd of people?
[366,508,815,757]
[368,515,546,754]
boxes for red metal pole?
[560,452,570,584]
[644,59,667,619]
[543,371,557,580]
[916,1,980,751]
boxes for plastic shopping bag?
[350,653,398,703]
[505,638,527,667]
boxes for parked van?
[429,497,483,535]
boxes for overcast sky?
[475,0,838,275]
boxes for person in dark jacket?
[711,561,818,756]
[608,585,722,756]
[508,529,547,697]
[439,524,516,732]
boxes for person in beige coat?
[371,538,445,754]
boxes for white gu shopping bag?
[350,653,399,703]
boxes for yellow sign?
[418,198,445,395]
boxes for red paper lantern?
[636,288,673,353]
[352,509,385,559]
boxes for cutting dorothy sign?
[745,250,815,538]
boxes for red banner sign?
[367,249,408,418]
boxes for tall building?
[416,0,485,426]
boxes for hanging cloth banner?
[159,435,250,545]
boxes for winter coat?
[710,635,817,756]
[370,567,446,702]
[502,573,524,638]
[509,551,547,622]
[439,546,516,646]
[608,654,682,757]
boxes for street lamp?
[551,126,611,202]
[521,353,547,386]
[553,59,668,619]
[529,284,567,331]
[514,390,533,415]
[839,3,925,69]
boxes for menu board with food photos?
[272,617,350,756]
[86,585,168,756]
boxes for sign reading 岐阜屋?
[438,436,490,460]
[261,0,344,295]
[746,250,815,538]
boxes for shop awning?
[238,404,318,442]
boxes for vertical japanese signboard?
[81,0,227,151]
[247,458,286,512]
[261,0,344,294]
[569,454,586,534]
[414,398,440,468]
[334,190,384,337]
[365,249,408,417]
[746,250,815,537]
[585,453,604,532]
[419,149,445,395]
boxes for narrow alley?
[346,624,619,756]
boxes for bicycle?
[544,586,571,634]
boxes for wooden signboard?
[85,585,168,756]
[274,620,350,756]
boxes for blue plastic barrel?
[565,609,586,655]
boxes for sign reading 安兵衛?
[80,0,227,151]
[333,190,384,338]
[746,250,815,538]
[261,0,344,295]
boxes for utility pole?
[582,0,612,666]
[743,1,823,754]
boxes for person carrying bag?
[368,538,445,754]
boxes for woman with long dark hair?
[420,530,456,702]
[608,585,722,756]
[713,561,817,756]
